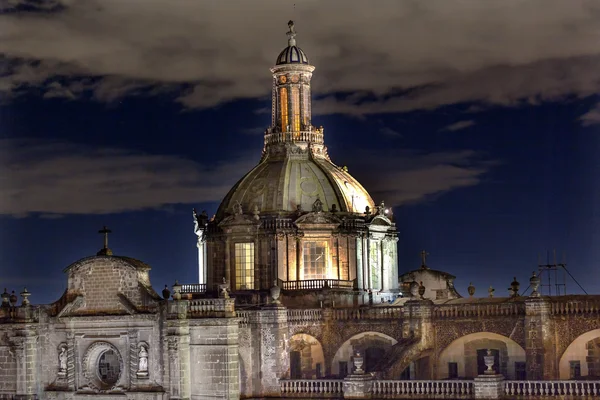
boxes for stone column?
[167,301,191,399]
[11,331,38,400]
[257,304,289,396]
[525,297,554,379]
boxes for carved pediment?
[219,213,260,228]
[294,211,341,229]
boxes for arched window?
[291,86,301,133]
[303,241,328,279]
[235,243,254,290]
[279,87,288,132]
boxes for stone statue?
[138,345,148,372]
[58,346,67,374]
[312,197,323,212]
[232,202,243,216]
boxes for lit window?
[291,86,301,133]
[235,243,254,290]
[303,241,328,280]
[280,87,288,132]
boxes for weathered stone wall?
[189,319,240,400]
[0,342,16,395]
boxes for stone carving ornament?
[81,341,124,392]
[136,343,149,378]
[58,343,68,377]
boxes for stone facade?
[3,20,600,400]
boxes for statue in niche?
[137,345,149,377]
[58,346,67,376]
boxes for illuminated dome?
[217,147,375,218]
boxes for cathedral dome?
[216,151,375,218]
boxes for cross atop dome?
[287,20,296,46]
[97,225,114,256]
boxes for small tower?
[268,21,316,137]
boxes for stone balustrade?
[236,310,250,325]
[282,279,354,290]
[505,380,600,397]
[279,379,600,399]
[549,298,600,315]
[169,298,236,318]
[280,379,343,397]
[433,303,524,318]
[373,380,474,398]
[180,283,206,294]
[287,309,323,323]
[264,130,324,145]
[331,306,403,320]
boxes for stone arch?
[331,332,398,377]
[288,333,325,379]
[559,328,600,379]
[438,332,525,380]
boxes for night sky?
[1,0,600,304]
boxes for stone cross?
[98,226,112,250]
[420,250,429,267]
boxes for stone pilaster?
[167,301,191,399]
[257,305,289,396]
[11,329,38,400]
[402,300,434,347]
[525,297,554,379]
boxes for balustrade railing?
[186,298,235,318]
[505,380,600,397]
[332,306,403,320]
[265,130,324,145]
[550,299,600,315]
[262,218,295,231]
[433,303,524,318]
[373,380,473,398]
[282,279,354,291]
[237,310,250,325]
[180,283,206,294]
[287,309,322,323]
[280,379,342,398]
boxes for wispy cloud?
[579,102,600,126]
[441,120,476,132]
[379,126,403,137]
[0,0,598,113]
[344,149,496,206]
[0,138,494,216]
[0,139,258,216]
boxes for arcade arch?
[288,333,325,379]
[438,332,525,380]
[559,329,600,379]
[331,332,397,377]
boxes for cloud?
[0,138,493,216]
[580,102,600,126]
[344,149,495,206]
[0,138,258,216]
[441,120,476,132]
[0,0,599,113]
[379,126,403,138]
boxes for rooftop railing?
[281,279,354,291]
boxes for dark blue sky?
[1,1,600,304]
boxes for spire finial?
[97,226,113,256]
[420,250,429,269]
[287,20,297,46]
